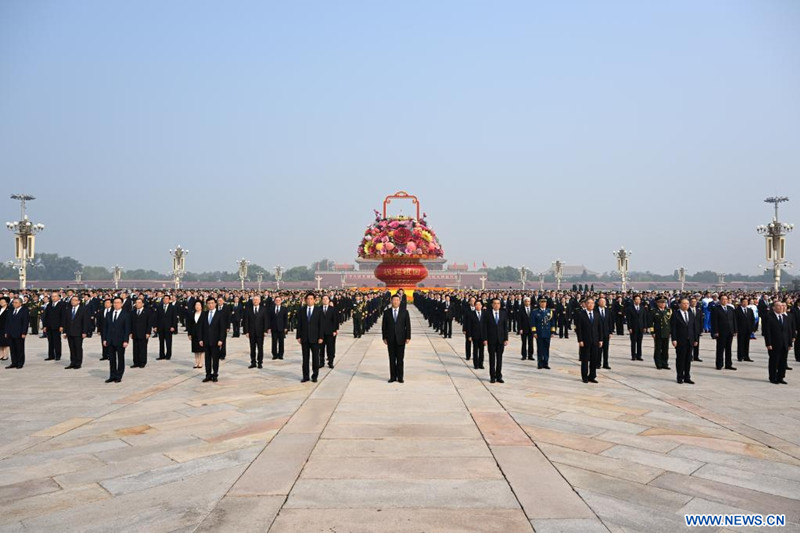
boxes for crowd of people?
[0,286,797,387]
[415,289,798,386]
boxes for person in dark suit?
[63,296,91,369]
[462,297,476,361]
[441,295,453,338]
[735,298,755,362]
[296,293,324,382]
[626,295,646,361]
[187,300,205,369]
[710,294,737,370]
[4,298,29,369]
[597,297,614,369]
[130,297,153,368]
[671,298,698,384]
[575,298,603,383]
[382,294,411,383]
[42,292,66,361]
[763,301,793,384]
[216,296,231,359]
[270,296,289,360]
[231,296,243,338]
[96,299,113,361]
[103,297,130,383]
[244,295,268,368]
[517,297,534,361]
[319,295,339,369]
[155,295,178,360]
[465,300,485,369]
[483,298,508,383]
[199,297,226,382]
[689,297,704,362]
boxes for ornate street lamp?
[552,259,564,291]
[315,275,323,291]
[519,265,528,291]
[756,197,793,292]
[237,258,250,290]
[169,245,188,289]
[677,266,686,293]
[112,265,123,290]
[612,248,632,292]
[5,194,45,290]
[538,271,546,292]
[74,271,83,283]
[256,272,263,292]
[274,265,283,291]
[479,275,487,291]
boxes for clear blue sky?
[1,0,798,274]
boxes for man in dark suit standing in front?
[671,298,698,384]
[465,300,485,369]
[269,296,289,360]
[735,298,755,362]
[763,301,793,384]
[710,294,737,371]
[517,297,534,361]
[575,297,603,383]
[130,297,153,368]
[296,293,323,383]
[689,297,704,362]
[103,297,130,383]
[244,295,268,369]
[626,295,646,361]
[4,298,29,369]
[382,294,411,383]
[200,297,226,382]
[319,295,339,369]
[63,295,91,370]
[42,291,65,361]
[484,298,508,384]
[155,294,178,360]
[597,297,614,370]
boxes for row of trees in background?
[482,266,790,283]
[0,254,790,284]
[0,254,338,283]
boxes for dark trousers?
[271,334,285,358]
[795,341,799,362]
[9,337,25,368]
[675,341,693,381]
[692,337,701,360]
[600,336,610,367]
[321,334,336,366]
[615,317,624,335]
[736,333,751,360]
[536,337,550,368]
[108,343,125,380]
[487,342,504,380]
[715,334,734,369]
[465,336,472,360]
[472,341,484,368]
[387,342,405,380]
[558,319,570,338]
[30,318,39,335]
[249,335,264,364]
[442,319,452,337]
[630,330,643,358]
[353,317,362,337]
[67,335,84,368]
[580,344,600,381]
[654,337,670,368]
[132,337,148,367]
[768,347,788,382]
[301,341,320,380]
[232,320,240,337]
[204,344,221,378]
[46,329,62,359]
[520,331,534,358]
[159,331,173,359]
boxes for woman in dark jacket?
[0,297,9,360]
[187,300,205,369]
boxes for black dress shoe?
[694,358,703,362]
[543,365,551,370]
[327,364,333,368]
[212,376,218,382]
[663,366,671,370]
[272,356,278,360]
[129,365,138,368]
[203,377,212,382]
[114,379,121,383]
[725,366,737,370]
[677,379,683,384]
[786,366,793,371]
[6,364,18,369]
[684,379,695,384]
[100,357,108,361]
[779,380,788,384]
[73,366,81,369]
[248,364,256,369]
[388,378,396,383]
[603,365,611,369]
[744,358,753,362]
[589,379,598,383]
[582,379,589,383]
[45,357,55,361]
[398,379,404,383]
[490,378,496,383]
[65,365,75,369]
[521,357,526,360]
[466,356,471,360]
[311,377,317,383]
[157,356,166,360]
[770,379,780,385]
[258,363,263,369]
[301,378,309,383]
[527,357,534,360]
[105,378,114,383]
[496,378,504,383]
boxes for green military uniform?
[650,299,672,370]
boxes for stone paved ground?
[1,309,799,532]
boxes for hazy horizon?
[2,1,798,275]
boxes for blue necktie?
[495,312,498,324]
[393,309,397,322]
[208,311,213,325]
[308,308,311,320]
[72,307,76,319]
[589,312,594,323]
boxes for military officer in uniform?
[531,297,554,369]
[650,296,672,370]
